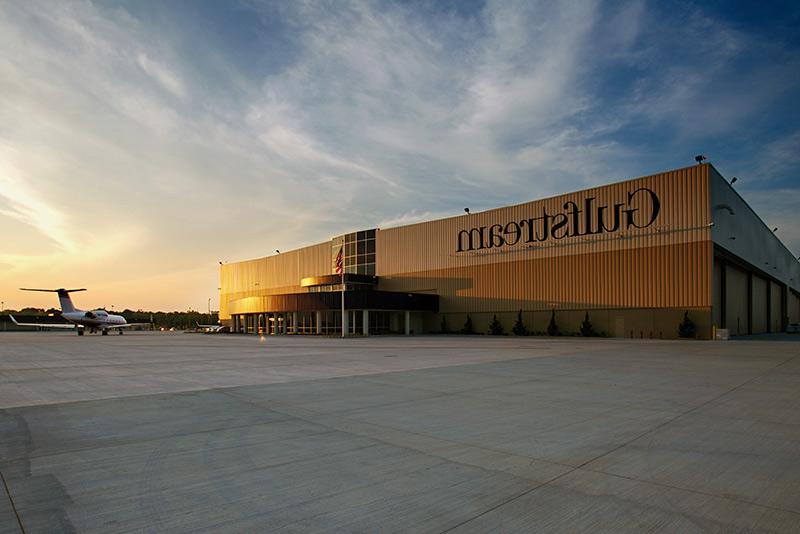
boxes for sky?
[1,0,799,312]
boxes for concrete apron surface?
[1,332,799,533]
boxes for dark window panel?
[366,229,376,239]
[357,241,366,254]
[366,240,375,253]
[365,264,376,275]
[357,230,366,241]
[366,253,375,264]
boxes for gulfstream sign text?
[456,188,661,252]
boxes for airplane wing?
[9,315,77,329]
[105,323,151,329]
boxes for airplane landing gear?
[77,329,84,336]
[102,330,108,336]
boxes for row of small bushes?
[440,310,697,338]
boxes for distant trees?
[3,307,218,330]
[18,307,46,315]
[117,310,219,330]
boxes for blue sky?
[1,0,798,310]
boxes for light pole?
[208,297,212,324]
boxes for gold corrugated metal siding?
[220,165,713,319]
[220,242,329,319]
[377,165,710,274]
[376,165,712,312]
[378,241,711,312]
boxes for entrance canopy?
[228,290,437,315]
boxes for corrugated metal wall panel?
[220,165,713,319]
[373,165,711,313]
[220,242,330,319]
[376,165,710,276]
[377,241,711,312]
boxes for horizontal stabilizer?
[20,288,87,293]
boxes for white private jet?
[196,322,227,333]
[9,288,150,336]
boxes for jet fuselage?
[62,309,128,328]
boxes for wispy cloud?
[376,209,457,229]
[136,53,187,99]
[0,0,798,309]
[0,147,75,253]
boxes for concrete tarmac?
[1,332,799,532]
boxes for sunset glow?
[1,1,798,312]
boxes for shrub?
[440,315,449,334]
[678,311,696,338]
[461,315,474,335]
[546,310,559,336]
[579,312,594,337]
[488,315,504,335]
[547,310,558,336]
[512,310,528,336]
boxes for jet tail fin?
[19,288,86,313]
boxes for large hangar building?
[219,164,800,339]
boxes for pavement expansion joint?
[1,469,26,534]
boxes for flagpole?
[336,245,345,338]
[341,267,345,338]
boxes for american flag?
[335,247,343,275]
